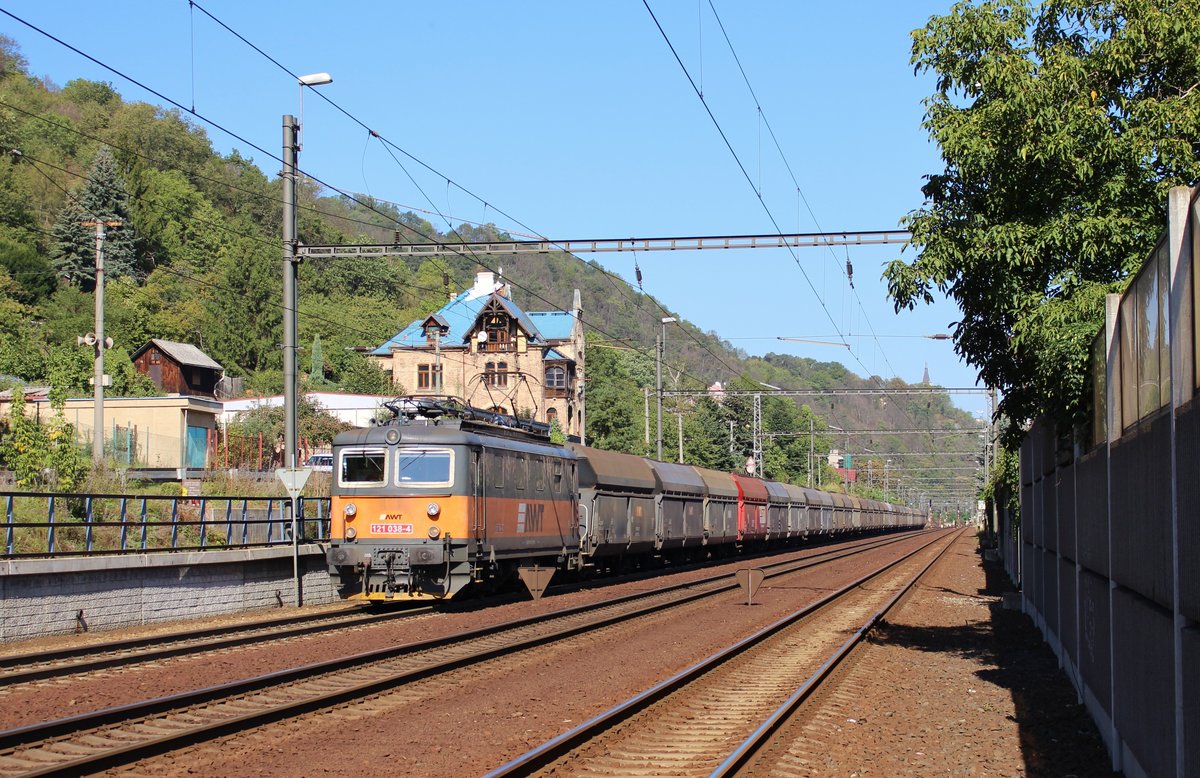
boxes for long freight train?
[325,398,925,602]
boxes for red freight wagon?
[732,473,770,542]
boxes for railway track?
[0,605,431,687]
[0,531,928,777]
[0,532,916,691]
[485,527,961,777]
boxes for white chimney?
[467,270,497,300]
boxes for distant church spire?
[922,362,930,385]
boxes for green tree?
[229,395,352,450]
[309,334,327,384]
[682,395,736,471]
[335,352,396,395]
[50,147,139,285]
[0,237,55,303]
[885,0,1200,440]
[0,387,87,491]
[583,339,645,455]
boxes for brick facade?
[371,272,585,440]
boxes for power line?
[180,1,756,389]
[8,4,952,450]
[641,0,931,446]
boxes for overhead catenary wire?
[182,0,757,389]
[15,152,527,381]
[654,0,939,449]
[0,7,702,389]
[700,1,949,455]
[8,4,964,487]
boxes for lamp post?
[283,72,333,477]
[656,316,675,461]
[281,72,332,608]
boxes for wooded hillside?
[0,35,978,501]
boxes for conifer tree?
[50,147,138,287]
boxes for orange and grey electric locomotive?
[326,398,579,601]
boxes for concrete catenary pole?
[655,333,663,461]
[282,115,299,474]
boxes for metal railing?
[1,492,331,558]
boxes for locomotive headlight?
[344,503,357,519]
[426,502,440,519]
[345,526,357,540]
[428,525,441,539]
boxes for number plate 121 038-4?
[370,523,414,535]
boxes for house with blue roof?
[371,270,585,440]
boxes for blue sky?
[1,1,987,415]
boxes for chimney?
[467,270,497,300]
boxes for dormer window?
[422,316,449,346]
[483,314,510,352]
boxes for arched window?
[545,406,558,426]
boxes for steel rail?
[0,532,925,776]
[0,606,428,686]
[0,532,914,689]
[710,528,965,776]
[482,528,956,777]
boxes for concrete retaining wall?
[0,545,338,642]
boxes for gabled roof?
[132,339,224,371]
[421,314,449,331]
[479,295,544,345]
[373,290,550,355]
[528,311,575,340]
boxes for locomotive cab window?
[339,448,387,487]
[395,448,454,486]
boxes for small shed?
[131,340,224,398]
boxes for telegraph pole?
[81,219,120,465]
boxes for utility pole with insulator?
[80,219,121,466]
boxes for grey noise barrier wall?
[1008,185,1200,778]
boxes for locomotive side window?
[488,450,505,488]
[532,456,546,492]
[339,448,387,486]
[395,448,453,486]
[512,454,527,490]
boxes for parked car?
[306,453,333,473]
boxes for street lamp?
[284,72,334,477]
[656,316,676,461]
[297,72,332,151]
[281,72,332,608]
